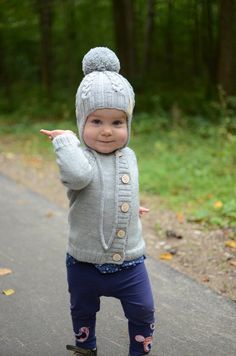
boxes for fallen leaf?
[2,289,15,296]
[214,201,223,209]
[225,240,236,249]
[207,193,214,199]
[45,211,54,218]
[160,253,173,260]
[24,156,43,169]
[230,260,236,267]
[0,268,12,276]
[176,212,185,224]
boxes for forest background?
[0,0,236,229]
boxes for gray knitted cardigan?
[53,132,145,265]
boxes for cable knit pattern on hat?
[81,72,97,99]
[75,47,135,145]
[104,72,125,93]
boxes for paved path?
[0,174,235,356]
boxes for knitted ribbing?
[93,151,119,250]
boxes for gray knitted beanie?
[75,47,135,146]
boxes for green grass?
[131,114,236,228]
[0,113,236,228]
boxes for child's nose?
[101,126,112,136]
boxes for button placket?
[114,153,131,254]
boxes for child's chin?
[96,144,119,154]
[99,148,115,154]
[86,143,122,154]
[97,146,119,154]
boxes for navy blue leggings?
[66,259,155,356]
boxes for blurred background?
[0,0,235,229]
[0,0,236,118]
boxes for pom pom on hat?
[82,47,120,75]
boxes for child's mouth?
[98,140,114,143]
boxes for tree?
[191,0,201,77]
[36,0,54,99]
[0,26,11,107]
[165,0,174,78]
[112,0,135,78]
[62,0,77,90]
[143,0,156,75]
[217,0,235,95]
[201,0,217,96]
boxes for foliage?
[0,111,235,228]
[0,0,236,115]
[131,112,236,228]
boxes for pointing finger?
[40,129,52,136]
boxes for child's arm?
[40,129,93,190]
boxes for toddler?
[40,47,155,356]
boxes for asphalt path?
[0,174,235,356]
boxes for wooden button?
[121,174,130,184]
[121,203,129,213]
[112,253,122,262]
[117,229,126,238]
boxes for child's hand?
[139,206,150,217]
[40,129,74,140]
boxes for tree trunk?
[201,0,216,96]
[0,32,11,107]
[217,0,235,95]
[36,0,54,100]
[192,0,201,77]
[165,0,174,78]
[112,0,135,78]
[62,0,77,90]
[143,0,155,75]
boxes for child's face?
[83,108,128,154]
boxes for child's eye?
[91,119,101,125]
[113,120,124,126]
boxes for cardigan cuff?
[52,132,80,150]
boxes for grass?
[0,112,236,228]
[131,114,236,228]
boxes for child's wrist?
[52,131,80,149]
[52,130,77,140]
[64,130,77,136]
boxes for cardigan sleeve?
[52,133,93,190]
